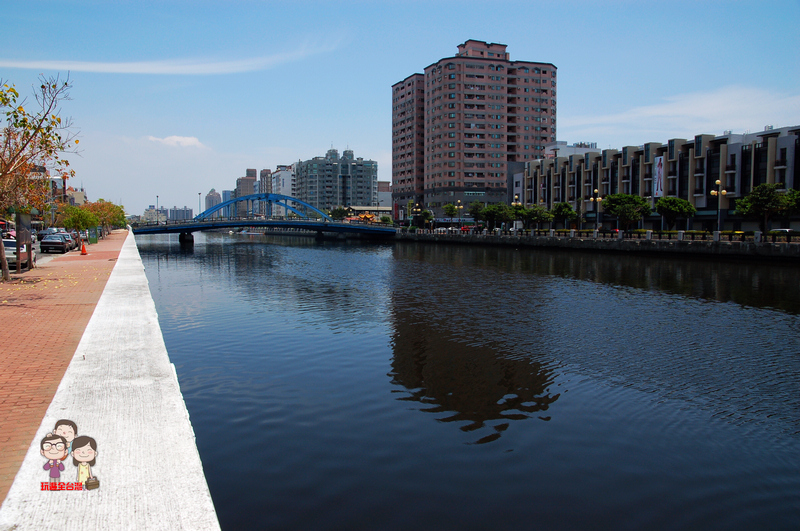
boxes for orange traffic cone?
[81,242,88,255]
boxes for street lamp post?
[156,195,159,224]
[456,199,463,228]
[511,194,522,231]
[710,179,727,232]
[589,188,603,230]
[198,192,201,218]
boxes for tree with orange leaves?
[0,74,79,280]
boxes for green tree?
[0,74,78,281]
[482,204,512,230]
[61,205,99,236]
[379,215,391,225]
[468,201,484,226]
[523,204,553,229]
[735,183,789,233]
[329,207,348,221]
[420,209,433,229]
[655,196,696,230]
[442,203,457,219]
[510,204,527,228]
[784,189,800,217]
[82,199,126,232]
[601,194,652,230]
[550,202,578,228]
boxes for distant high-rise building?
[392,39,557,219]
[169,206,193,221]
[205,188,222,218]
[221,190,233,218]
[271,165,296,217]
[257,169,272,216]
[235,173,257,217]
[295,149,377,212]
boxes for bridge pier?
[178,232,194,244]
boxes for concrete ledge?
[0,231,219,530]
[395,232,800,260]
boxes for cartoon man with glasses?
[41,434,69,484]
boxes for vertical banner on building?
[654,156,664,198]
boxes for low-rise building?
[524,125,800,231]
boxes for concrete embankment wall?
[395,232,800,260]
[0,231,219,530]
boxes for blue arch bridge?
[131,193,397,242]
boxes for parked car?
[59,232,77,250]
[38,228,58,241]
[40,234,70,254]
[3,239,36,268]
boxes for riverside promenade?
[0,230,219,530]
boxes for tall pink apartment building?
[392,40,556,219]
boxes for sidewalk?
[0,229,218,530]
[0,231,126,503]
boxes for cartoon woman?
[71,435,98,486]
[53,419,78,453]
[41,434,69,483]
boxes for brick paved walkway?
[0,230,126,503]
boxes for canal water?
[138,232,800,530]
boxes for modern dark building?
[525,125,800,231]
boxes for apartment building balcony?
[694,165,705,176]
[774,159,788,168]
[725,163,737,173]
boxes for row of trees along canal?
[0,75,126,281]
[413,187,800,232]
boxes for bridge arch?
[197,193,332,222]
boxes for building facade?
[271,164,296,217]
[525,125,800,231]
[168,206,193,221]
[235,173,257,217]
[392,40,556,219]
[295,149,378,212]
[205,188,221,218]
[221,190,233,218]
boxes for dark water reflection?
[138,233,800,530]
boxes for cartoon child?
[41,434,69,483]
[53,419,78,453]
[71,435,98,486]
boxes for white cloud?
[147,135,206,148]
[559,86,800,147]
[0,40,341,75]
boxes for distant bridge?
[131,193,396,239]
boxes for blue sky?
[2,0,799,215]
